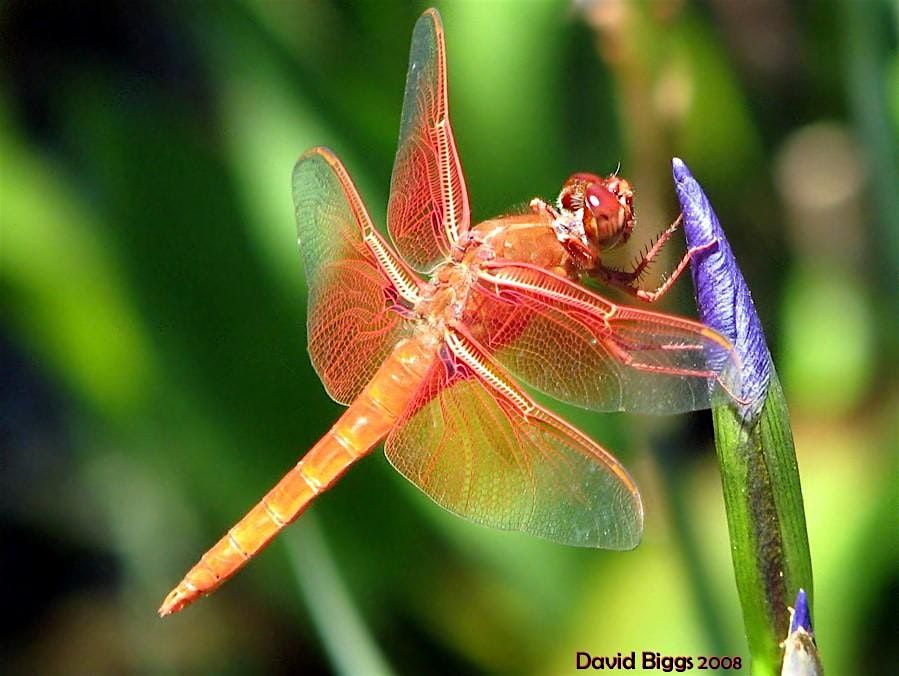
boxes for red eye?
[559,173,604,212]
[583,184,619,221]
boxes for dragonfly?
[159,8,742,616]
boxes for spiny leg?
[595,215,716,303]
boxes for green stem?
[712,370,814,675]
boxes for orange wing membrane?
[293,147,421,404]
[385,330,643,550]
[469,262,743,413]
[388,8,470,271]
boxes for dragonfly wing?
[384,329,643,550]
[388,8,469,272]
[470,262,743,414]
[293,147,420,405]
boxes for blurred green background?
[2,1,896,674]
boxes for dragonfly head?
[557,173,635,256]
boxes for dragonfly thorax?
[414,261,477,330]
[466,212,581,280]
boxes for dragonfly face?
[552,173,636,271]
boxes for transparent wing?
[384,330,643,549]
[292,147,420,404]
[468,262,744,414]
[388,8,469,272]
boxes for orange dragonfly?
[159,8,742,616]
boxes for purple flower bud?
[672,158,771,419]
[781,588,822,676]
[790,588,812,635]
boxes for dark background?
[2,1,896,674]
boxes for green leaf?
[712,370,814,675]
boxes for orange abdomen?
[159,337,436,616]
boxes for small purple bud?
[672,158,771,419]
[781,588,822,676]
[790,588,812,635]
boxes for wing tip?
[412,8,445,56]
[420,7,442,28]
[296,145,337,168]
[699,324,734,351]
[292,147,360,210]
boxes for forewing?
[292,147,416,405]
[469,263,744,414]
[384,331,643,549]
[388,9,470,271]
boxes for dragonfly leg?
[594,215,716,303]
[529,197,559,219]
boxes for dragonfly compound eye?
[584,178,635,250]
[558,172,603,212]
